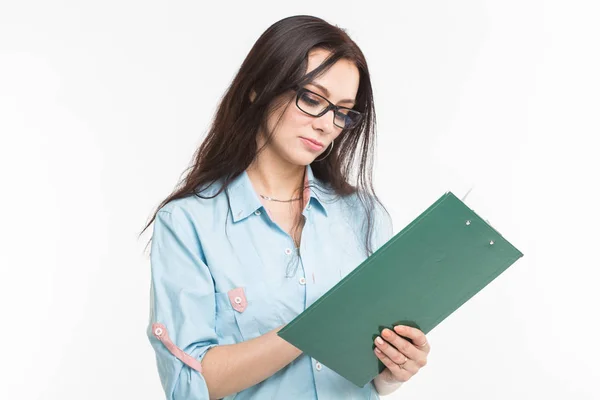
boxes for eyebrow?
[308,82,356,106]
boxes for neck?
[246,148,305,201]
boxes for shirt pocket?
[215,285,285,342]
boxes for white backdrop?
[1,1,599,399]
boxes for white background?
[1,1,599,399]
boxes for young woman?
[141,15,430,400]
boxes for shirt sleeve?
[147,206,218,400]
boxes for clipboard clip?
[461,186,474,203]
[460,186,499,232]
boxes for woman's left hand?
[373,325,430,384]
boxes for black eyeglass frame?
[294,87,363,130]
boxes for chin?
[285,152,314,166]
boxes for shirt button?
[254,210,261,216]
[234,296,242,304]
[315,362,322,371]
[299,277,306,285]
[284,248,292,255]
[307,204,312,210]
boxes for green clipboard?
[277,191,524,387]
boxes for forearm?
[373,375,404,396]
[201,325,302,399]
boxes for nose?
[311,108,335,134]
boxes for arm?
[147,207,302,400]
[201,325,302,399]
[373,375,404,396]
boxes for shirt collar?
[227,164,333,223]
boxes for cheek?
[285,106,314,127]
[267,105,311,137]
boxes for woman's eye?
[300,93,321,106]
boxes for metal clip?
[461,186,474,202]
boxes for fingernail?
[375,336,384,345]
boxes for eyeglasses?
[294,87,363,130]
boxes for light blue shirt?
[147,164,393,399]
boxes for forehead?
[305,48,360,101]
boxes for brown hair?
[140,15,390,274]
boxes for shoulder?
[339,190,391,224]
[156,179,228,223]
[337,190,393,249]
[150,184,227,260]
[150,183,232,254]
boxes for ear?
[249,89,257,103]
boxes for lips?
[300,137,325,151]
[301,137,324,147]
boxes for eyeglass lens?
[297,90,361,129]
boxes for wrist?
[373,374,403,396]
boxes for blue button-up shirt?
[147,164,393,399]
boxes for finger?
[375,334,412,366]
[382,329,429,368]
[393,325,430,352]
[380,329,421,361]
[397,359,420,375]
[374,348,411,382]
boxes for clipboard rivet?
[466,220,471,225]
[489,240,495,245]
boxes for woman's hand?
[373,325,430,384]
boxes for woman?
[141,15,430,400]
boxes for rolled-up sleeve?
[147,206,218,400]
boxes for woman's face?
[259,48,360,166]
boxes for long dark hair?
[140,15,390,271]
